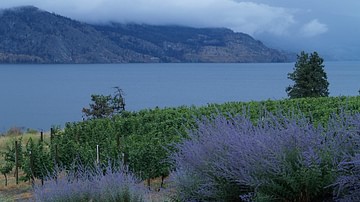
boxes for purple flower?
[170,110,360,201]
[33,162,148,202]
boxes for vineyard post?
[15,140,19,185]
[96,145,99,164]
[40,130,43,142]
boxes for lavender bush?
[170,110,360,202]
[33,162,148,202]
[333,154,360,202]
[332,113,360,201]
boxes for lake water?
[0,62,359,132]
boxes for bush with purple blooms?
[331,113,360,201]
[333,154,360,202]
[169,110,360,202]
[33,162,148,202]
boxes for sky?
[1,0,360,60]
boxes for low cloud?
[1,0,296,36]
[300,19,328,37]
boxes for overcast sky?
[1,0,360,60]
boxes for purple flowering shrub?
[333,154,360,202]
[33,162,148,202]
[170,110,360,202]
[332,113,360,201]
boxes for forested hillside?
[0,6,294,63]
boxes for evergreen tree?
[286,51,329,98]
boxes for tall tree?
[286,51,329,98]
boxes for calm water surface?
[0,62,359,131]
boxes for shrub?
[333,154,360,202]
[169,111,359,202]
[332,113,360,201]
[33,162,148,202]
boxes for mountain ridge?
[0,6,294,63]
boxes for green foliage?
[3,96,360,187]
[21,138,53,182]
[286,51,329,98]
[2,138,24,169]
[82,87,125,120]
[1,138,27,185]
[255,148,335,201]
[1,136,54,184]
[54,96,360,181]
[0,161,13,186]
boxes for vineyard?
[1,95,360,201]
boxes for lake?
[0,62,359,132]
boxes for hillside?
[0,6,294,63]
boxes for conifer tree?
[286,51,329,98]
